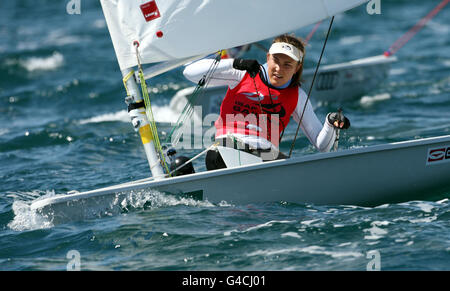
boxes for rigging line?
[138,70,171,174]
[288,16,335,158]
[202,76,243,82]
[177,53,221,118]
[166,51,223,145]
[250,66,271,141]
[305,21,322,44]
[385,0,449,56]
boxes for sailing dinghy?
[29,0,450,223]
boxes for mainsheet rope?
[288,16,335,158]
[165,51,224,147]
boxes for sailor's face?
[266,53,301,87]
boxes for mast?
[122,67,165,179]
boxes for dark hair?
[272,34,305,87]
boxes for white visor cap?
[268,42,303,62]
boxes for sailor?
[183,34,350,170]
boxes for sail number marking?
[426,146,450,165]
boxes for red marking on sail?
[140,1,161,22]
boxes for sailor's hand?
[328,111,350,129]
[233,58,260,78]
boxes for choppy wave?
[339,35,364,46]
[78,110,130,125]
[247,245,364,259]
[78,105,180,125]
[7,190,56,231]
[119,189,215,211]
[19,52,64,72]
[224,220,296,236]
[12,189,217,229]
[0,128,9,136]
[359,93,391,107]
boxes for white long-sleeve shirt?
[183,58,336,152]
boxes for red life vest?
[215,72,299,147]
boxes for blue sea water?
[0,0,449,271]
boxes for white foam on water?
[246,220,296,232]
[152,104,182,123]
[218,200,233,207]
[427,20,449,34]
[281,232,301,239]
[8,191,56,231]
[375,203,390,209]
[300,219,320,226]
[359,93,391,107]
[45,29,84,47]
[363,221,389,240]
[410,215,438,224]
[414,202,434,213]
[372,220,391,226]
[224,220,296,236]
[363,226,387,240]
[337,242,353,247]
[53,36,82,46]
[436,198,448,204]
[119,189,215,211]
[92,19,106,29]
[339,35,363,46]
[223,230,235,236]
[20,52,64,72]
[389,68,406,75]
[247,245,363,259]
[342,205,371,210]
[79,110,130,125]
[13,189,217,228]
[79,105,180,125]
[0,128,9,136]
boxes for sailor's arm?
[183,58,245,89]
[293,89,336,152]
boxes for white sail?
[100,0,368,71]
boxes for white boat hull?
[31,135,450,223]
